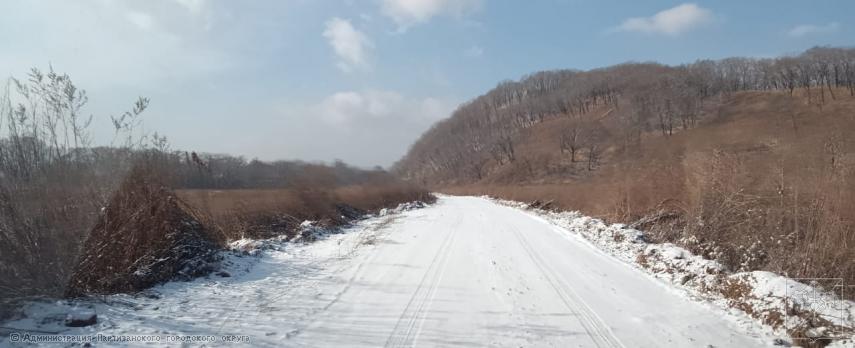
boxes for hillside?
[395,47,855,292]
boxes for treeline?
[394,46,855,183]
[168,153,391,190]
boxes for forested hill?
[393,47,855,186]
[392,46,855,289]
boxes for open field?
[177,183,435,241]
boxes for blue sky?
[1,1,853,167]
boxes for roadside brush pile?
[64,166,222,297]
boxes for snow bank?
[490,196,855,347]
[230,200,430,253]
[378,201,427,217]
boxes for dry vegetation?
[397,47,855,298]
[178,182,434,241]
[0,67,432,317]
[0,68,144,313]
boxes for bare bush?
[0,67,150,316]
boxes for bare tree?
[559,118,586,162]
[586,143,601,171]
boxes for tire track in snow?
[384,214,461,348]
[285,216,403,339]
[511,225,625,348]
[217,215,400,339]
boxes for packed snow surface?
[3,196,786,347]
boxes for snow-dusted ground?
[493,197,854,347]
[3,196,842,347]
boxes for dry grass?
[178,182,434,241]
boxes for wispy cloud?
[268,89,456,166]
[125,10,156,31]
[316,89,451,127]
[174,0,206,15]
[463,45,483,58]
[614,3,713,36]
[380,0,482,31]
[788,22,840,38]
[0,0,231,89]
[323,17,373,73]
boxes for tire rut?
[511,225,625,348]
[384,214,461,348]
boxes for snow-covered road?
[285,196,769,348]
[3,196,775,347]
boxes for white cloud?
[235,89,457,167]
[316,89,451,127]
[420,97,452,118]
[464,45,483,58]
[0,0,231,90]
[380,0,482,31]
[126,10,156,31]
[323,17,373,72]
[615,3,713,36]
[788,22,840,38]
[266,89,456,167]
[174,0,206,15]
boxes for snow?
[489,195,854,347]
[2,196,848,347]
[737,271,854,333]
